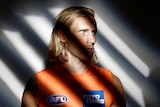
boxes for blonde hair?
[47,6,98,64]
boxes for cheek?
[77,37,87,46]
[67,33,87,49]
[73,37,86,47]
[68,40,85,53]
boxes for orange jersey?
[36,64,114,107]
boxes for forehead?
[70,17,96,30]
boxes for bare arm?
[21,75,38,107]
[111,74,126,107]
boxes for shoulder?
[21,75,38,107]
[25,75,38,93]
[112,74,122,88]
[111,74,126,107]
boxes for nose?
[87,32,96,45]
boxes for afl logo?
[47,94,68,106]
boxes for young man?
[21,6,126,107]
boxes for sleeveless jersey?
[36,64,114,107]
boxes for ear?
[57,30,66,43]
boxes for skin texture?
[21,76,37,107]
[21,16,126,107]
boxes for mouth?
[86,48,94,52]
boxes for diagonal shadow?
[0,78,20,107]
[0,34,35,85]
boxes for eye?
[79,29,88,35]
[79,30,85,34]
[92,30,97,35]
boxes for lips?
[86,48,94,52]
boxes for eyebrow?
[79,29,96,32]
[79,29,88,32]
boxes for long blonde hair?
[47,6,98,64]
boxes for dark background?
[1,0,159,51]
[0,0,159,107]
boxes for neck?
[61,52,88,74]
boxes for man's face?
[66,17,97,62]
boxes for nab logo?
[47,94,68,106]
